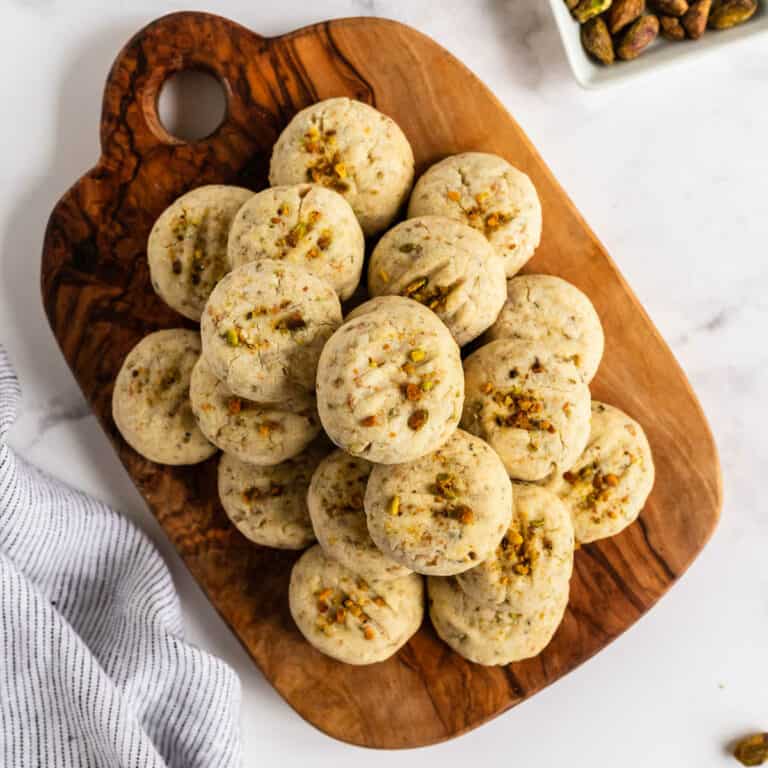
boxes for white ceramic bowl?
[549,0,768,88]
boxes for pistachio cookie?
[200,260,342,401]
[228,184,364,300]
[368,216,506,346]
[218,442,328,549]
[112,329,217,465]
[457,484,574,610]
[147,185,253,321]
[316,296,464,464]
[407,152,542,276]
[365,429,512,576]
[543,401,655,544]
[289,545,424,665]
[308,450,411,581]
[486,274,604,383]
[461,340,591,481]
[269,98,415,236]
[428,575,568,666]
[190,356,320,466]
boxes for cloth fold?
[0,346,240,768]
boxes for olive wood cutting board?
[40,11,722,749]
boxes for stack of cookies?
[112,97,655,667]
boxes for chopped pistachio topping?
[488,387,554,432]
[317,229,333,250]
[434,472,458,500]
[402,276,453,310]
[564,461,625,516]
[273,312,307,332]
[303,132,351,193]
[243,482,284,503]
[499,519,539,576]
[402,382,422,402]
[223,328,240,347]
[408,409,429,431]
[313,584,378,639]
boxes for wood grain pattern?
[40,11,722,749]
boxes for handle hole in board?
[157,69,228,143]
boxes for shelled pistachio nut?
[609,0,647,32]
[660,14,687,37]
[708,0,758,28]
[652,0,689,14]
[617,13,660,59]
[572,0,613,23]
[682,0,713,37]
[581,16,616,63]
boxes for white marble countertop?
[1,1,766,765]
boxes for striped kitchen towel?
[0,346,241,767]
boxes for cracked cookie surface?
[112,329,217,465]
[190,356,320,466]
[316,296,464,464]
[218,441,329,549]
[228,184,364,300]
[368,215,506,346]
[148,185,253,321]
[201,259,341,401]
[269,97,415,236]
[289,545,424,665]
[461,339,590,481]
[407,152,542,276]
[543,401,654,543]
[308,450,412,581]
[486,274,604,383]
[457,483,574,610]
[364,429,512,576]
[428,574,568,666]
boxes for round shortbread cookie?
[543,401,655,544]
[147,185,253,321]
[486,274,604,383]
[308,450,411,581]
[112,329,217,465]
[368,216,506,346]
[218,442,328,549]
[316,296,464,464]
[461,340,591,482]
[228,184,365,300]
[428,575,568,666]
[269,97,415,236]
[456,483,574,610]
[200,260,342,401]
[407,152,542,277]
[289,545,424,665]
[190,356,320,466]
[364,429,512,576]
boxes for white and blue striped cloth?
[0,347,240,767]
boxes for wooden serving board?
[41,12,722,749]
